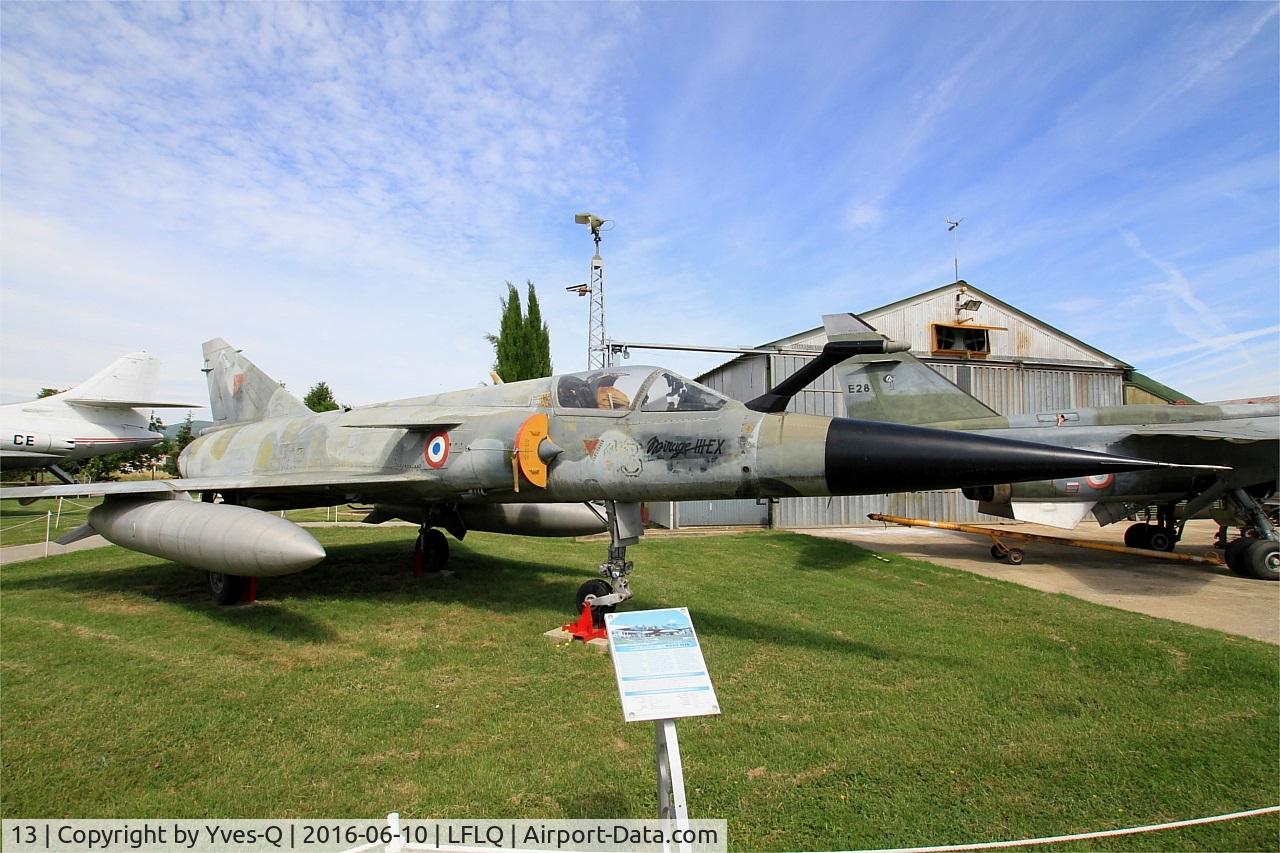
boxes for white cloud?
[0,3,641,403]
[844,201,883,230]
[1,3,1276,411]
[1117,5,1279,137]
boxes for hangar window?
[932,324,990,357]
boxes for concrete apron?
[806,519,1279,645]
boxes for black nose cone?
[825,418,1163,496]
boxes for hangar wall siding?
[650,499,770,528]
[777,490,997,529]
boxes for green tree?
[119,415,173,478]
[36,388,65,398]
[487,282,524,381]
[524,282,553,378]
[76,416,170,482]
[165,412,196,476]
[304,381,340,412]
[486,280,553,382]
[78,454,122,483]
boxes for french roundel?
[1085,473,1114,489]
[423,431,450,469]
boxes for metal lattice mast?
[571,213,610,369]
[588,245,606,368]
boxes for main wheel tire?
[1005,548,1025,565]
[1147,528,1175,552]
[990,544,1006,560]
[1123,524,1152,549]
[421,528,449,572]
[1243,540,1279,581]
[208,571,248,605]
[1224,538,1255,576]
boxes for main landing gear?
[207,571,254,605]
[574,501,643,628]
[1123,503,1179,552]
[413,526,450,575]
[1221,489,1279,582]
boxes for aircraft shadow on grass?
[5,537,906,659]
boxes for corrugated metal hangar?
[652,280,1192,530]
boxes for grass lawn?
[0,498,102,547]
[1,529,1276,851]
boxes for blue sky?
[2,2,1276,411]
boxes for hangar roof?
[765,281,1132,369]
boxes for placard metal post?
[655,718,690,828]
[607,608,716,853]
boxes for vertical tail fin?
[61,353,162,404]
[202,338,310,425]
[822,313,1000,425]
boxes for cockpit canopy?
[555,367,728,413]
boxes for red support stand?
[242,577,258,604]
[412,548,424,577]
[561,602,608,643]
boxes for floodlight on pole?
[572,212,611,369]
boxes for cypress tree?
[486,280,554,382]
[524,281,552,378]
[488,283,524,381]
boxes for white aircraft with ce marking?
[0,352,193,483]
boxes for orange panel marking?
[515,413,550,488]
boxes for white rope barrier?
[835,804,1280,853]
[1,506,89,534]
[333,806,1279,853]
[0,515,48,533]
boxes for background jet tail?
[822,313,1000,426]
[202,338,311,425]
[59,352,191,408]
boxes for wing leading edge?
[0,471,437,502]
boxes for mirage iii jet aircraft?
[1,338,1194,609]
[823,313,1279,580]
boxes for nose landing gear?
[568,501,642,634]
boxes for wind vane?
[946,217,963,283]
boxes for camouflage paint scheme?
[0,338,1176,599]
[180,339,1157,509]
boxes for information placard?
[606,608,719,722]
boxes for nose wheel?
[576,579,617,627]
[570,501,642,626]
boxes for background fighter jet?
[822,313,1280,580]
[1,338,1190,609]
[0,352,192,484]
